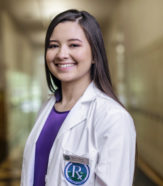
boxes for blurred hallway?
[0,0,163,185]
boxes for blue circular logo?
[64,162,90,185]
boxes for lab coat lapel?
[22,95,56,186]
[33,95,56,143]
[55,82,98,139]
[56,102,87,139]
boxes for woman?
[21,9,136,186]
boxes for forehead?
[50,21,87,40]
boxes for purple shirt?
[33,106,69,186]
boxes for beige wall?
[107,0,163,177]
[0,11,44,160]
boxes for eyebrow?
[49,39,82,43]
[68,39,82,42]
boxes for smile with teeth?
[57,63,76,68]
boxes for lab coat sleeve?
[94,110,136,186]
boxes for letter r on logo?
[72,165,82,180]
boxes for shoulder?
[93,90,135,135]
[94,89,127,116]
[93,91,136,151]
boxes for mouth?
[55,62,77,69]
[57,63,76,68]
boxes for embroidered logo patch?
[64,162,90,185]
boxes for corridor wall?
[107,0,163,180]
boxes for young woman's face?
[46,21,93,85]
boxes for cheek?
[75,48,92,63]
[46,51,50,63]
[83,47,93,62]
[46,51,55,63]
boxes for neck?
[61,80,91,104]
[55,79,91,111]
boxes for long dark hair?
[45,9,122,105]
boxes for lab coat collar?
[78,81,100,103]
[48,81,99,104]
[54,82,99,139]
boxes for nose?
[56,46,69,60]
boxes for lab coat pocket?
[62,149,97,185]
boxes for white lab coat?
[21,82,136,186]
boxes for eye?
[69,44,80,48]
[48,44,59,49]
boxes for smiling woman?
[21,9,136,186]
[46,21,93,89]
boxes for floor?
[0,158,157,186]
[134,168,157,186]
[0,158,21,186]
